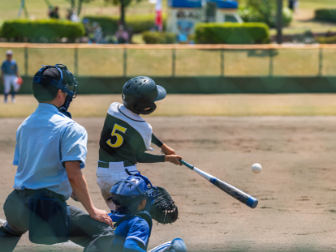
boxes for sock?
[12,91,16,100]
[4,93,8,102]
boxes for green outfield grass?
[1,47,334,77]
[2,94,336,118]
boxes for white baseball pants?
[96,161,138,211]
[3,75,20,94]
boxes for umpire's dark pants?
[0,190,115,252]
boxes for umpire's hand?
[66,161,113,228]
[89,207,113,227]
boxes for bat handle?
[179,159,194,170]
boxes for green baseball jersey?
[99,102,165,165]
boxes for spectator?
[82,18,91,36]
[49,6,60,19]
[66,9,73,20]
[177,20,193,44]
[1,50,21,103]
[288,0,299,13]
[294,0,299,14]
[93,22,104,44]
[115,25,129,44]
[71,10,79,22]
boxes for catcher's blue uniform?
[109,212,186,252]
[109,173,186,252]
[110,212,150,251]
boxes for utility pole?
[276,0,283,44]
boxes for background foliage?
[0,19,85,42]
[142,31,176,44]
[195,23,270,44]
[238,0,293,28]
[315,9,336,23]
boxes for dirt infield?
[1,116,336,252]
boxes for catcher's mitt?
[150,187,178,224]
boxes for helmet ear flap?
[134,102,157,115]
[123,100,139,114]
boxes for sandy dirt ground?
[1,116,336,252]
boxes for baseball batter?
[109,172,187,252]
[97,76,182,210]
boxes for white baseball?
[251,163,262,174]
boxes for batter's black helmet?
[122,76,166,115]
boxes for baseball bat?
[179,159,258,209]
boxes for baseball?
[251,163,262,174]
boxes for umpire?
[0,64,114,252]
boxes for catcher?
[108,172,186,252]
[97,76,182,210]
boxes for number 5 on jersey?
[106,124,127,148]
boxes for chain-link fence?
[0,43,335,77]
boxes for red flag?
[155,0,162,31]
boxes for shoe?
[4,100,8,104]
[164,238,187,252]
[12,98,16,103]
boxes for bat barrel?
[179,159,259,209]
[246,196,258,209]
[210,177,258,209]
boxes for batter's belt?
[98,160,134,169]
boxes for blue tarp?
[168,0,238,9]
[214,0,238,9]
[168,0,203,8]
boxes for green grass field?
[2,94,336,118]
[1,46,335,77]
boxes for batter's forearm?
[151,133,163,147]
[136,152,165,163]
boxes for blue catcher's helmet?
[109,172,157,214]
[33,64,78,118]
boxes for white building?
[167,0,242,36]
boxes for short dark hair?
[33,67,61,103]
